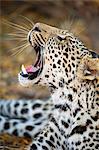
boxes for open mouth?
[20,46,43,80]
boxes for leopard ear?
[77,57,99,80]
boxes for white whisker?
[11,43,30,56]
[8,33,27,38]
[3,20,29,33]
[2,38,27,41]
[12,32,27,35]
[6,20,29,32]
[21,23,32,30]
[20,15,34,26]
[10,42,28,52]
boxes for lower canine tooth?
[37,66,40,69]
[21,65,28,74]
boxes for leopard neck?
[51,79,97,112]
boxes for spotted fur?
[0,23,99,150]
[0,99,53,138]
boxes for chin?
[18,73,33,87]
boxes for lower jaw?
[28,69,42,80]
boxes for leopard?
[0,22,99,150]
[0,98,53,138]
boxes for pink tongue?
[26,65,38,73]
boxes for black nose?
[29,34,32,45]
[33,27,41,32]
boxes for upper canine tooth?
[21,65,28,74]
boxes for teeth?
[21,65,28,74]
[37,66,40,69]
[84,70,91,75]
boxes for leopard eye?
[89,50,99,58]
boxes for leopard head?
[18,23,99,93]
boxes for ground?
[0,134,31,150]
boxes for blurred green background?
[0,0,99,99]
